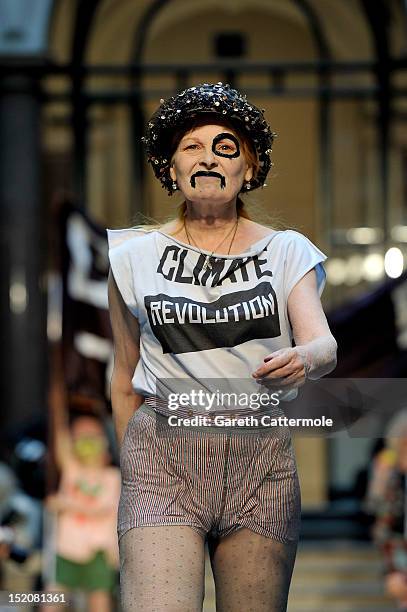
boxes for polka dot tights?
[119,525,298,611]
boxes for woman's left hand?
[252,347,309,389]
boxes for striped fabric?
[118,404,301,545]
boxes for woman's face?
[71,417,108,465]
[169,123,253,205]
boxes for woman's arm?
[48,344,73,472]
[46,493,109,516]
[47,472,121,517]
[286,267,337,380]
[107,270,145,448]
[252,268,337,386]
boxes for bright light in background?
[9,268,27,314]
[362,253,385,281]
[326,258,347,285]
[345,254,364,286]
[384,247,404,278]
[391,225,407,242]
[327,251,406,285]
[346,227,383,245]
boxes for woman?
[365,410,407,611]
[45,410,120,611]
[107,83,337,611]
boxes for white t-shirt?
[106,227,327,410]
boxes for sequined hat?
[142,82,275,195]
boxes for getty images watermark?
[168,389,281,411]
[167,412,334,429]
[159,387,334,430]
[152,377,407,436]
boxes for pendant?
[204,257,212,270]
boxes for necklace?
[183,217,239,270]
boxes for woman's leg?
[119,525,206,612]
[40,584,70,612]
[88,590,112,612]
[208,527,298,612]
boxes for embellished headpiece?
[142,82,275,195]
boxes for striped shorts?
[118,403,301,544]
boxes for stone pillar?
[0,0,55,436]
[0,71,47,433]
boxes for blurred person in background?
[0,462,36,586]
[44,407,121,612]
[365,410,407,611]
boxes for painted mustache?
[190,171,226,189]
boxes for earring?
[245,181,251,190]
[172,181,178,191]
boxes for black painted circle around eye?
[212,132,240,159]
